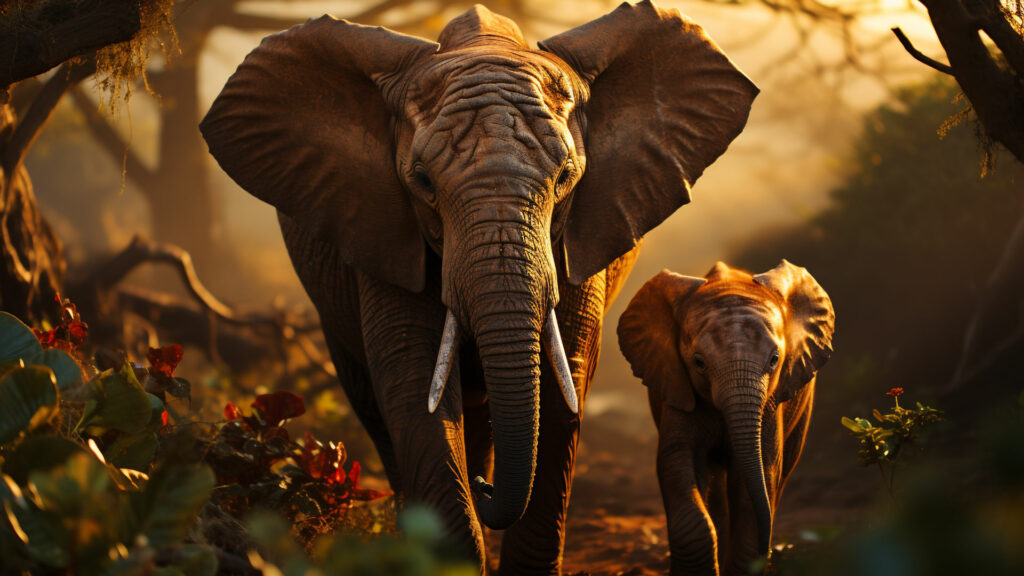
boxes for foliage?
[207,391,390,548]
[0,305,469,574]
[842,387,944,493]
[765,389,1024,576]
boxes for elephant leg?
[498,272,606,575]
[278,215,401,486]
[325,333,400,488]
[659,409,719,576]
[356,272,485,568]
[706,466,730,569]
[463,384,494,483]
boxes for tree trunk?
[1,106,65,322]
[148,54,222,279]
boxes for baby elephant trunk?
[717,364,773,558]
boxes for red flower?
[32,327,58,347]
[66,321,88,345]
[886,387,904,399]
[252,390,306,427]
[161,410,170,427]
[147,345,183,378]
[224,402,242,421]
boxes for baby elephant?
[618,261,834,575]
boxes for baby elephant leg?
[659,410,720,576]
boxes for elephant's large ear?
[754,260,835,402]
[539,1,758,284]
[201,17,438,293]
[618,270,706,411]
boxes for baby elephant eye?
[768,351,780,371]
[693,354,707,372]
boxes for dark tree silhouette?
[0,0,154,321]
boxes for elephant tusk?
[543,310,579,414]
[428,309,460,414]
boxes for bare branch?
[0,0,143,87]
[921,0,1024,163]
[892,27,954,75]
[89,235,317,332]
[3,60,95,174]
[68,86,158,194]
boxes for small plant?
[842,387,944,495]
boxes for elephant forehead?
[686,293,784,343]
[407,51,579,122]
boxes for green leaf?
[0,475,69,567]
[25,349,83,391]
[132,464,214,549]
[167,377,191,399]
[169,544,218,576]
[76,368,152,434]
[2,436,85,485]
[841,417,866,432]
[0,312,42,362]
[0,366,59,445]
[0,360,24,382]
[104,432,158,471]
[27,451,110,515]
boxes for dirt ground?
[480,406,879,575]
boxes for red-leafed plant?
[32,293,88,353]
[205,391,390,543]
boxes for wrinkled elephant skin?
[201,2,756,573]
[619,261,835,575]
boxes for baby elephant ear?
[754,260,835,402]
[540,0,758,285]
[618,270,706,411]
[201,17,438,293]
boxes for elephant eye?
[768,351,780,371]
[693,354,707,373]
[555,161,575,190]
[412,166,435,200]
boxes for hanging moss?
[93,0,178,110]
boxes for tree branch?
[968,0,1024,77]
[3,59,95,174]
[0,0,143,87]
[891,27,954,75]
[88,235,317,332]
[68,86,158,194]
[921,0,1024,163]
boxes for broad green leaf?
[0,360,23,381]
[2,436,84,485]
[0,475,69,567]
[25,349,83,391]
[105,432,158,471]
[132,464,214,549]
[77,368,151,434]
[0,312,42,362]
[169,544,218,576]
[0,366,59,445]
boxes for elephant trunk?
[715,361,773,558]
[447,199,557,530]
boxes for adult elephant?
[201,1,756,572]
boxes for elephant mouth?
[426,307,578,414]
